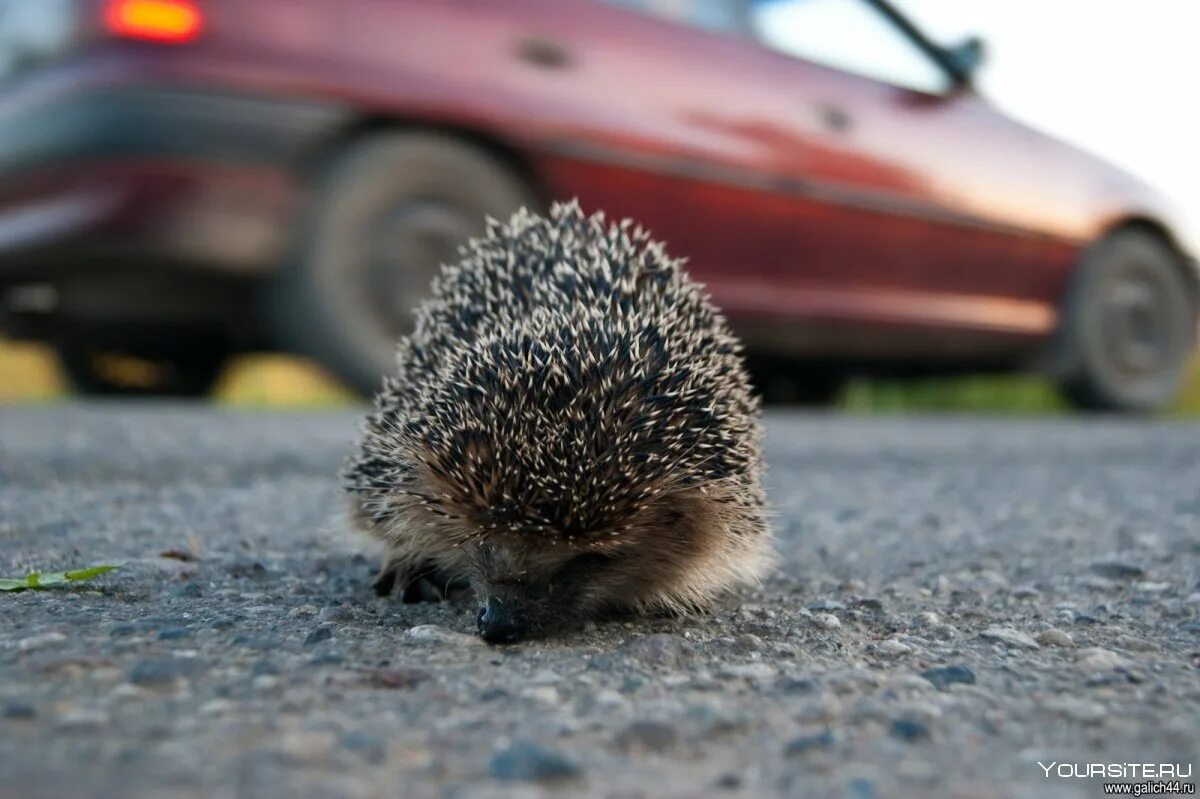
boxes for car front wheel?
[269,132,538,396]
[1055,228,1197,413]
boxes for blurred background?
[1,0,1198,412]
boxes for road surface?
[1,405,1198,798]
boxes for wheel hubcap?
[361,201,478,337]
[1099,270,1169,376]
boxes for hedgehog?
[345,201,771,643]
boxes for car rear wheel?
[56,341,227,397]
[1055,228,1197,413]
[269,132,538,396]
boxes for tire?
[57,343,226,397]
[270,132,538,395]
[1055,228,1197,413]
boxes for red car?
[0,0,1196,410]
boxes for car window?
[600,0,749,35]
[749,0,949,93]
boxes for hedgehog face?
[467,539,627,643]
[460,485,752,643]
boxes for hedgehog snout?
[476,596,529,644]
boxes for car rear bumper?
[0,83,351,281]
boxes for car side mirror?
[943,36,985,84]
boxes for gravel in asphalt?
[1,405,1198,799]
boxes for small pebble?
[17,632,67,652]
[304,626,334,645]
[198,699,238,716]
[1090,561,1146,580]
[276,731,337,765]
[318,606,355,623]
[170,583,203,598]
[889,717,931,742]
[846,777,878,799]
[54,709,110,731]
[1116,635,1156,652]
[2,701,36,720]
[488,742,581,782]
[308,653,345,667]
[341,731,388,765]
[127,657,205,687]
[794,692,843,725]
[593,689,627,710]
[521,685,560,705]
[979,627,1039,649]
[1045,697,1106,723]
[403,625,481,646]
[730,633,765,653]
[230,636,276,650]
[1035,628,1074,648]
[920,665,976,689]
[108,684,150,703]
[369,667,430,690]
[228,560,270,581]
[1076,647,1127,672]
[615,720,678,753]
[812,613,841,630]
[776,676,818,695]
[876,639,912,657]
[685,702,750,739]
[252,675,279,691]
[784,729,835,755]
[715,773,743,790]
[720,662,776,680]
[619,634,690,668]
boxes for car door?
[740,0,1069,353]
[495,0,989,356]
[466,0,1066,356]
[485,0,820,326]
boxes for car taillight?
[104,0,203,44]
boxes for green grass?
[839,354,1200,416]
[840,374,1070,414]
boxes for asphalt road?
[1,405,1198,799]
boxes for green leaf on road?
[0,564,118,592]
[64,565,118,581]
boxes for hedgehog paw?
[383,563,467,603]
[372,562,402,597]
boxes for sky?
[896,0,1200,235]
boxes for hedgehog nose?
[476,596,527,643]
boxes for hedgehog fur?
[346,201,770,642]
